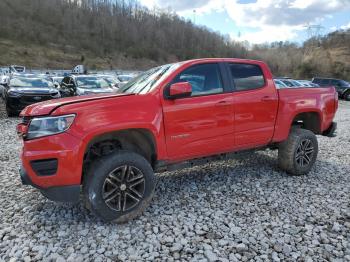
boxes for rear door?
[162,63,235,160]
[226,63,279,147]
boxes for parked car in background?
[3,76,61,116]
[18,58,338,222]
[98,75,121,89]
[59,75,116,97]
[275,79,303,88]
[49,76,64,88]
[274,79,288,89]
[9,65,26,73]
[312,77,350,101]
[117,74,134,87]
[0,75,9,98]
[297,80,319,87]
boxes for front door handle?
[261,96,275,102]
[215,100,231,107]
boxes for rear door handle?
[261,96,275,102]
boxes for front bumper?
[322,122,337,137]
[7,95,56,112]
[20,131,84,202]
[20,165,80,203]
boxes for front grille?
[20,94,52,104]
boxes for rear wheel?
[278,128,318,175]
[83,150,156,223]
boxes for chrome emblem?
[33,96,42,101]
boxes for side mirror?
[168,82,192,99]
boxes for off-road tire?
[83,150,156,223]
[343,90,350,101]
[278,128,318,176]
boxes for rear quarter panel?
[272,87,337,142]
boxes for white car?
[117,74,134,87]
[274,79,289,89]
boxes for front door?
[162,63,235,160]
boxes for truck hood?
[20,93,134,116]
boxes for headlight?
[26,114,75,139]
[8,90,21,97]
[51,91,61,98]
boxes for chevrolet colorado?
[17,59,338,222]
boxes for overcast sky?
[139,0,350,44]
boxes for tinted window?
[320,79,330,85]
[173,63,223,96]
[330,80,339,86]
[229,63,265,91]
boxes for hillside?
[0,38,158,70]
[0,0,349,79]
[0,0,247,70]
[251,30,350,80]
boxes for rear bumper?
[20,165,80,203]
[322,122,337,137]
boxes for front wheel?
[278,128,318,175]
[83,151,156,223]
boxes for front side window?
[229,63,265,91]
[172,63,223,96]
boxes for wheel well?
[83,129,157,174]
[292,112,321,134]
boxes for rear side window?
[229,63,265,91]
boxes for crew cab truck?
[17,59,338,222]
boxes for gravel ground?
[0,100,349,262]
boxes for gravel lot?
[0,101,349,262]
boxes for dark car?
[312,77,350,101]
[59,75,115,97]
[3,76,61,116]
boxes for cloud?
[340,22,350,30]
[139,0,350,43]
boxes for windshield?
[76,76,111,89]
[118,75,133,82]
[104,77,119,85]
[10,77,54,88]
[117,63,182,94]
[339,80,350,86]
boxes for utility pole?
[193,9,196,24]
[304,23,325,54]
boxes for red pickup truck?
[17,58,338,222]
